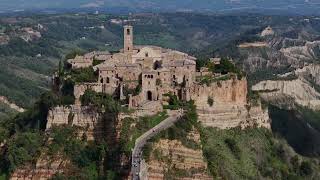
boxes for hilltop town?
[23,25,270,180]
[50,25,270,130]
[2,13,320,179]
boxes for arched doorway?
[147,91,152,101]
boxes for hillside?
[3,12,320,110]
[2,12,320,180]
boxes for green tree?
[6,132,42,172]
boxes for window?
[106,77,110,83]
[145,52,149,57]
[127,29,130,35]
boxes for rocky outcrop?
[0,96,24,112]
[252,77,320,110]
[197,103,270,129]
[280,41,320,63]
[46,105,103,140]
[10,154,68,180]
[295,64,320,84]
[146,139,212,180]
[191,78,247,107]
[192,78,270,129]
[238,33,320,74]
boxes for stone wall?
[74,83,102,105]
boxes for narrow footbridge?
[131,110,183,180]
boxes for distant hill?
[1,0,320,15]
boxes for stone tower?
[124,25,133,53]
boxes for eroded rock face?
[10,155,68,180]
[197,104,270,129]
[146,139,212,180]
[191,78,247,107]
[239,35,320,74]
[192,78,270,129]
[295,64,320,84]
[0,96,25,112]
[46,105,103,140]
[252,77,320,110]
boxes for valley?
[1,11,320,180]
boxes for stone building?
[81,25,198,110]
[68,25,270,129]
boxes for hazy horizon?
[1,0,320,15]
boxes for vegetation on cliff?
[270,105,320,157]
[201,127,320,179]
[119,111,168,153]
[197,58,245,86]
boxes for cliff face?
[252,64,320,110]
[252,79,320,109]
[192,78,270,129]
[197,104,270,129]
[146,132,212,180]
[0,96,25,112]
[239,35,320,74]
[46,105,103,140]
[191,78,247,107]
[10,155,68,180]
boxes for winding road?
[131,109,183,180]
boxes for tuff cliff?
[10,155,68,180]
[239,34,320,74]
[144,130,212,180]
[46,105,103,140]
[252,64,320,110]
[193,78,270,129]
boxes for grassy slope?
[270,105,320,157]
[201,127,320,179]
[0,102,17,120]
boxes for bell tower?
[124,25,133,53]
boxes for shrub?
[224,138,241,159]
[207,97,214,107]
[290,155,300,173]
[80,90,123,113]
[5,132,43,172]
[69,67,98,83]
[299,161,312,176]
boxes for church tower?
[124,25,133,53]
